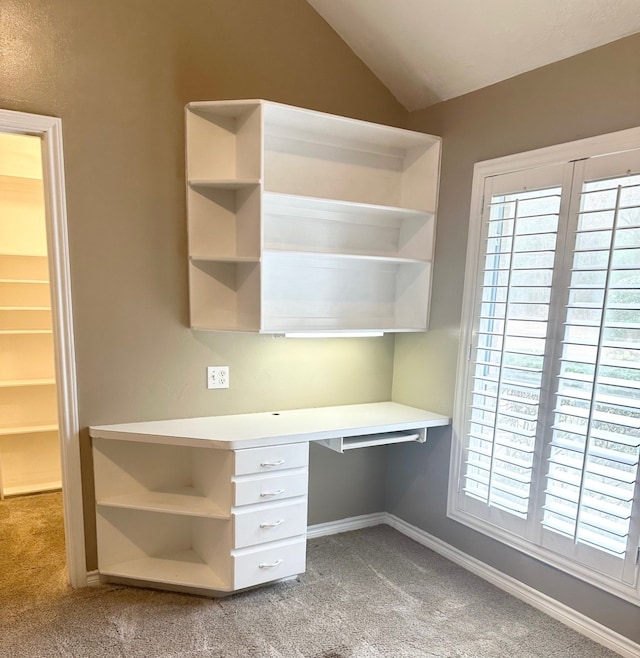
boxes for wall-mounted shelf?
[185,100,441,334]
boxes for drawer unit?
[233,498,307,549]
[234,442,308,476]
[233,469,308,507]
[233,537,306,590]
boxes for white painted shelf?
[100,551,228,590]
[0,423,58,436]
[185,99,441,334]
[0,378,55,388]
[0,329,52,335]
[0,306,51,311]
[96,489,230,519]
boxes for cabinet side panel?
[0,281,51,307]
[235,185,262,258]
[395,262,430,329]
[0,384,58,428]
[401,142,441,213]
[397,214,435,261]
[235,105,262,181]
[0,430,60,494]
[0,254,49,280]
[93,439,191,499]
[0,334,56,380]
[186,111,238,180]
[0,176,47,256]
[264,145,403,207]
[189,260,260,331]
[191,448,233,508]
[96,507,192,568]
[192,517,233,588]
[187,187,240,258]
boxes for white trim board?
[307,512,387,539]
[0,109,85,587]
[308,513,640,658]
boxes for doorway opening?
[0,132,61,498]
[0,109,85,587]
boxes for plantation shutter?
[540,150,640,584]
[459,163,572,535]
[455,143,640,590]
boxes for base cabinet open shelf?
[185,99,441,334]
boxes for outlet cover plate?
[207,366,229,389]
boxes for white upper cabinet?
[185,100,441,334]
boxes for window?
[450,128,640,604]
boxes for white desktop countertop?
[89,401,450,450]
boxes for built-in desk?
[89,401,450,595]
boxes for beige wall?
[390,34,640,643]
[1,0,407,568]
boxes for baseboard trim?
[307,512,387,539]
[85,570,103,587]
[385,514,640,658]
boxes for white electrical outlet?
[207,366,229,389]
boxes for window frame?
[449,126,640,606]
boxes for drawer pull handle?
[260,489,285,497]
[260,519,285,528]
[260,459,286,467]
[259,559,283,569]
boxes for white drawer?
[233,498,307,549]
[234,470,308,507]
[233,537,306,590]
[234,442,308,476]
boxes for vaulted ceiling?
[307,0,640,111]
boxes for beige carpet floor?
[0,491,622,657]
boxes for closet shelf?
[0,424,58,437]
[0,378,56,388]
[0,306,51,311]
[3,480,61,497]
[0,329,53,335]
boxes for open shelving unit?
[0,253,60,498]
[185,99,441,334]
[0,133,62,498]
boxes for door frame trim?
[0,109,86,587]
